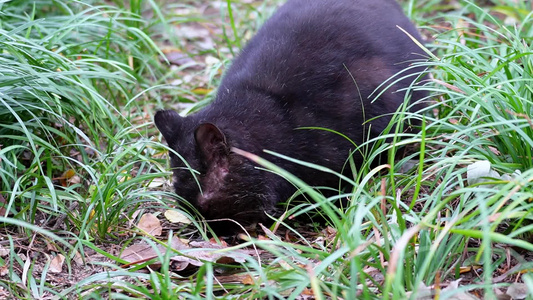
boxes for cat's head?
[154,110,275,229]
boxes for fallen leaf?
[121,237,260,273]
[212,274,256,284]
[164,209,192,224]
[408,280,481,300]
[54,169,76,187]
[121,243,161,267]
[506,283,529,299]
[163,49,195,66]
[241,274,255,285]
[257,235,270,241]
[210,238,228,247]
[494,287,511,300]
[407,282,433,300]
[50,254,65,273]
[175,25,209,40]
[441,279,480,300]
[121,237,190,269]
[0,265,7,276]
[363,266,385,283]
[138,213,162,236]
[46,240,58,252]
[68,175,81,185]
[73,251,84,265]
[301,287,314,295]
[148,178,166,188]
[0,246,9,257]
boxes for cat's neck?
[191,86,290,153]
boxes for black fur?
[155,0,427,230]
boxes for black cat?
[155,0,427,230]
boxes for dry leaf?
[363,266,385,283]
[210,238,228,247]
[164,210,192,224]
[506,283,529,299]
[257,235,270,241]
[241,274,255,285]
[121,237,259,273]
[46,240,58,252]
[0,246,9,257]
[68,175,81,185]
[55,169,76,187]
[148,178,166,188]
[163,49,195,66]
[441,279,480,300]
[138,213,162,236]
[50,254,65,273]
[22,256,30,287]
[121,237,189,269]
[121,243,160,267]
[301,287,314,295]
[213,274,255,284]
[73,251,84,265]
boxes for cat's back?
[217,0,425,107]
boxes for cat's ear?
[154,110,182,146]
[195,123,228,162]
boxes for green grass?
[1,0,532,299]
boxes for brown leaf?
[189,240,225,249]
[73,251,84,265]
[301,287,314,295]
[241,274,255,285]
[209,274,255,284]
[138,213,162,236]
[0,246,9,257]
[0,265,7,276]
[55,169,76,187]
[121,237,260,273]
[120,243,160,266]
[46,239,58,252]
[162,49,195,66]
[121,237,190,269]
[257,235,270,241]
[50,254,65,273]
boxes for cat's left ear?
[195,123,228,162]
[154,110,182,146]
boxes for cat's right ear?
[154,110,182,146]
